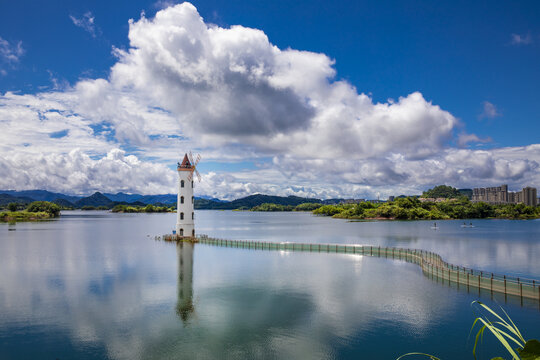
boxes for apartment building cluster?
[472,184,537,206]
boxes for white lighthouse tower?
[176,154,196,238]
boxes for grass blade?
[475,318,521,360]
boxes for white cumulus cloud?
[107,3,457,160]
[0,3,539,199]
[0,149,176,195]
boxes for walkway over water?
[163,234,540,303]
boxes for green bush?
[363,208,379,218]
[251,203,294,211]
[421,185,461,199]
[112,204,127,212]
[112,204,170,213]
[294,203,322,211]
[394,197,421,209]
[313,205,344,216]
[376,204,396,218]
[26,201,60,217]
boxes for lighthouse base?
[176,223,195,238]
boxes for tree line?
[1,201,61,222]
[313,197,539,220]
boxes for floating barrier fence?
[190,235,540,302]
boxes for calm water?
[0,210,539,359]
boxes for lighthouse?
[176,154,195,238]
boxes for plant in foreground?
[397,301,540,360]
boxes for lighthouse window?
[181,180,184,188]
[192,229,195,237]
[180,212,184,220]
[180,196,184,204]
[191,181,194,188]
[192,212,194,220]
[192,196,194,204]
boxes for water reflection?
[1,211,539,359]
[197,212,540,278]
[176,242,194,323]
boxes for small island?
[0,201,61,222]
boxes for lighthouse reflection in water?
[176,242,194,323]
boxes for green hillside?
[195,194,322,210]
[75,192,113,208]
[0,194,34,206]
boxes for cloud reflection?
[0,213,539,359]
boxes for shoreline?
[0,211,58,222]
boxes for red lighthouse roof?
[178,153,192,170]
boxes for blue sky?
[1,1,539,198]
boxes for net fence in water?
[185,235,540,302]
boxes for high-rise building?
[472,184,508,204]
[472,184,537,206]
[521,187,538,206]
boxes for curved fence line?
[161,234,540,302]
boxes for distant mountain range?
[0,189,331,210]
[194,194,323,210]
[0,190,81,203]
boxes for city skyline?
[1,1,539,200]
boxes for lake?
[1,210,539,359]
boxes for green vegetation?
[0,210,54,222]
[233,206,250,211]
[314,204,349,216]
[26,201,61,216]
[313,197,540,220]
[250,202,323,212]
[52,198,75,209]
[470,301,540,360]
[421,185,462,199]
[0,201,61,222]
[293,202,323,211]
[195,194,322,210]
[398,302,540,360]
[0,193,34,207]
[250,203,294,211]
[111,204,173,213]
[80,205,110,210]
